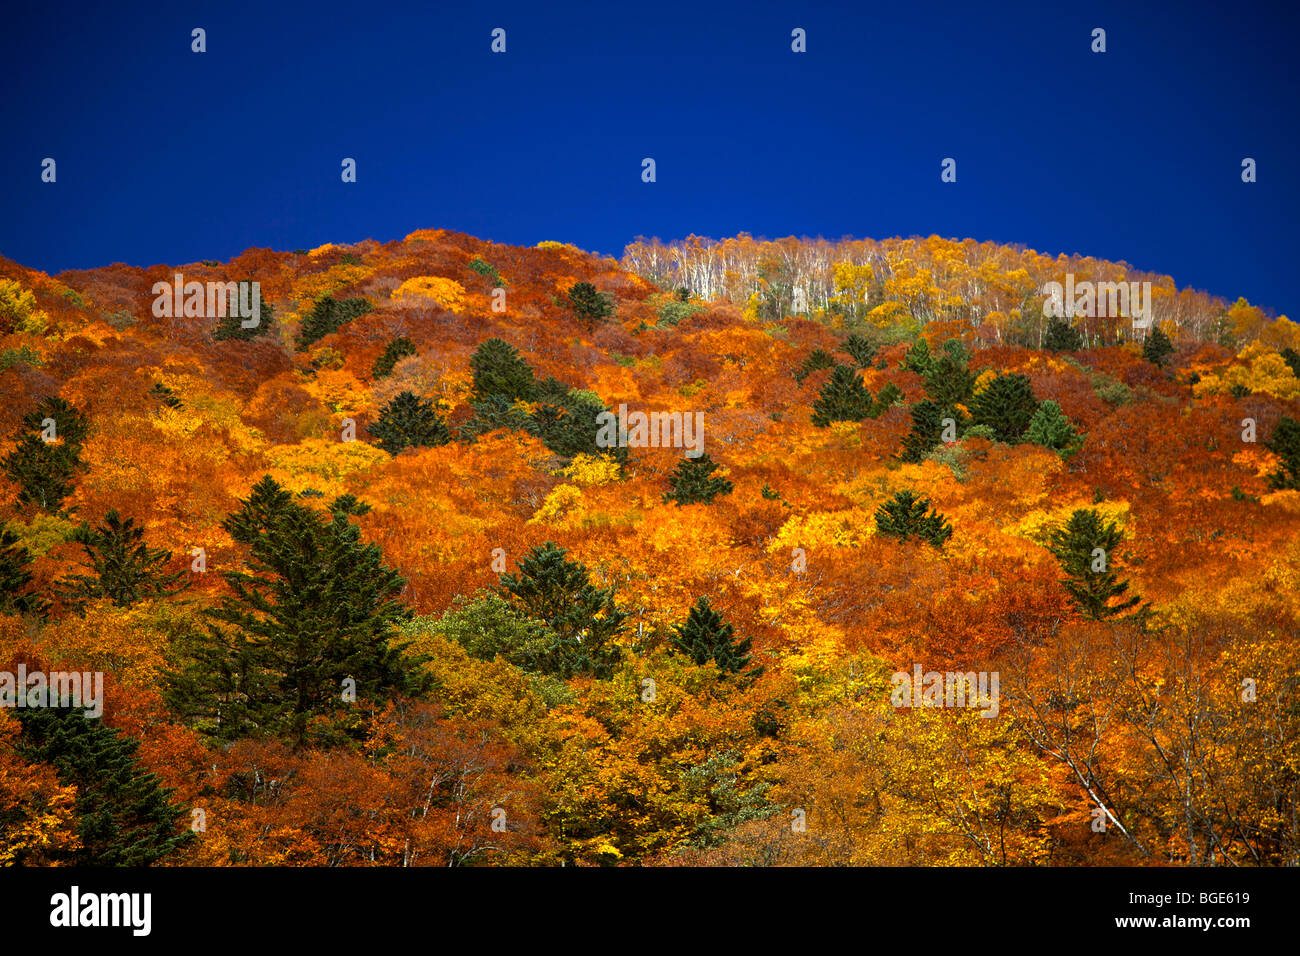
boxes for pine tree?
[1281,347,1300,379]
[214,284,274,341]
[149,381,183,408]
[165,477,429,746]
[794,348,835,384]
[1026,400,1084,458]
[899,400,962,463]
[15,705,193,865]
[902,337,934,374]
[840,333,876,368]
[567,282,614,327]
[0,527,47,615]
[498,541,625,679]
[1142,326,1175,367]
[872,382,905,416]
[665,454,734,505]
[811,364,874,427]
[1043,317,1083,351]
[875,490,952,548]
[370,391,452,454]
[372,336,417,380]
[1,397,91,511]
[1046,508,1142,620]
[295,296,372,350]
[57,510,186,610]
[923,342,975,407]
[671,597,763,679]
[968,373,1040,443]
[1266,415,1300,490]
[470,338,537,403]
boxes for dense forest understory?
[2,229,1298,866]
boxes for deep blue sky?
[3,0,1297,314]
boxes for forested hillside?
[2,228,1298,866]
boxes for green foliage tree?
[899,400,963,463]
[1281,347,1300,379]
[671,597,763,680]
[433,591,553,672]
[872,382,905,415]
[1142,326,1175,367]
[150,382,183,409]
[214,284,274,341]
[0,528,47,615]
[470,338,537,404]
[56,510,186,610]
[968,373,1040,443]
[15,705,193,865]
[923,340,976,407]
[372,337,417,380]
[665,454,733,505]
[295,296,372,350]
[1026,400,1084,458]
[1043,317,1083,351]
[1266,415,1300,490]
[1,397,91,511]
[1046,509,1142,620]
[794,348,835,384]
[567,282,615,327]
[811,364,874,427]
[902,337,934,374]
[370,391,452,454]
[498,542,625,679]
[166,477,429,746]
[840,333,876,368]
[874,490,953,548]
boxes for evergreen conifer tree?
[811,364,874,427]
[295,296,372,350]
[875,489,953,547]
[0,527,47,615]
[214,284,274,341]
[1266,414,1300,490]
[1043,317,1083,351]
[671,597,763,680]
[841,333,876,368]
[470,338,537,403]
[1046,508,1142,620]
[372,337,416,380]
[57,510,186,610]
[899,400,963,463]
[567,282,615,327]
[903,337,934,374]
[370,391,452,454]
[1,397,91,511]
[922,342,976,407]
[166,476,429,746]
[15,705,193,865]
[1142,326,1175,367]
[794,348,835,384]
[1026,400,1085,458]
[665,454,734,505]
[871,382,905,415]
[968,373,1040,443]
[498,541,625,678]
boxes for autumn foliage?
[2,229,1298,867]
